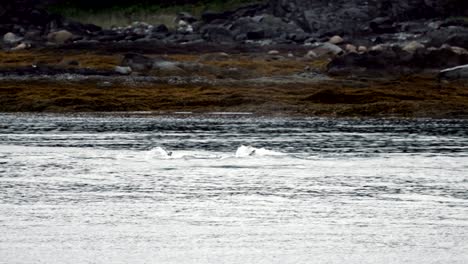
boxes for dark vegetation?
[2,74,468,117]
[1,50,468,117]
[48,0,253,9]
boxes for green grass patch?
[48,0,264,28]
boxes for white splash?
[235,145,284,158]
[146,147,173,159]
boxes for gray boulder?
[3,32,23,45]
[47,30,74,45]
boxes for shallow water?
[0,114,467,264]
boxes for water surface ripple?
[0,114,467,264]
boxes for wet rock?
[47,30,74,45]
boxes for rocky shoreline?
[0,0,468,117]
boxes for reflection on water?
[0,114,467,264]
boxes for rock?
[201,25,233,43]
[230,14,304,41]
[328,44,468,75]
[173,33,202,44]
[152,60,183,73]
[440,17,468,28]
[428,21,442,30]
[152,24,169,33]
[329,35,344,45]
[24,30,42,41]
[10,42,28,51]
[114,66,132,75]
[305,50,318,58]
[82,23,102,33]
[447,33,468,49]
[268,50,280,55]
[270,0,466,35]
[312,42,344,57]
[286,32,309,43]
[131,21,150,29]
[426,28,468,48]
[246,30,265,40]
[3,32,22,45]
[450,46,468,55]
[47,30,74,45]
[370,44,389,52]
[403,41,425,53]
[121,53,154,72]
[358,46,368,53]
[423,46,468,68]
[177,20,193,34]
[438,64,468,80]
[345,44,357,53]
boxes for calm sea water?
[0,113,467,264]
